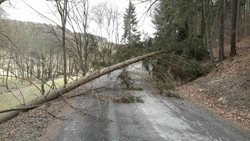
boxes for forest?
[0,0,250,140]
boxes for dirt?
[36,100,74,141]
[0,95,75,141]
[178,38,250,131]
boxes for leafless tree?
[53,0,69,87]
[91,2,122,66]
[67,0,90,76]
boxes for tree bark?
[0,51,163,124]
[219,0,225,61]
[244,0,247,37]
[55,0,69,87]
[5,58,11,89]
[62,24,67,86]
[230,0,238,57]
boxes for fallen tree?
[0,51,163,124]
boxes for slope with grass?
[0,77,68,119]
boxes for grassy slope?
[0,77,67,111]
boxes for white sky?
[2,0,155,41]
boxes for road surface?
[54,64,250,141]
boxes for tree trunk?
[57,0,69,87]
[5,58,11,90]
[0,51,163,124]
[230,0,238,57]
[62,24,67,86]
[204,0,214,62]
[244,0,248,37]
[201,0,206,49]
[236,0,241,39]
[219,0,225,61]
[1,56,5,84]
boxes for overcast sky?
[2,0,155,40]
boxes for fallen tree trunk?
[0,105,40,114]
[0,51,163,124]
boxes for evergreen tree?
[148,0,208,88]
[153,0,211,60]
[115,0,142,62]
[122,1,140,44]
[117,1,142,87]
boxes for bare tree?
[91,2,122,66]
[54,0,69,87]
[67,0,90,76]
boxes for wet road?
[56,64,250,141]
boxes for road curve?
[55,64,250,141]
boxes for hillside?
[178,38,250,131]
[0,19,108,53]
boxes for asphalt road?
[55,64,250,141]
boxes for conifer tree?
[122,1,140,44]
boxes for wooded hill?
[0,19,117,90]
